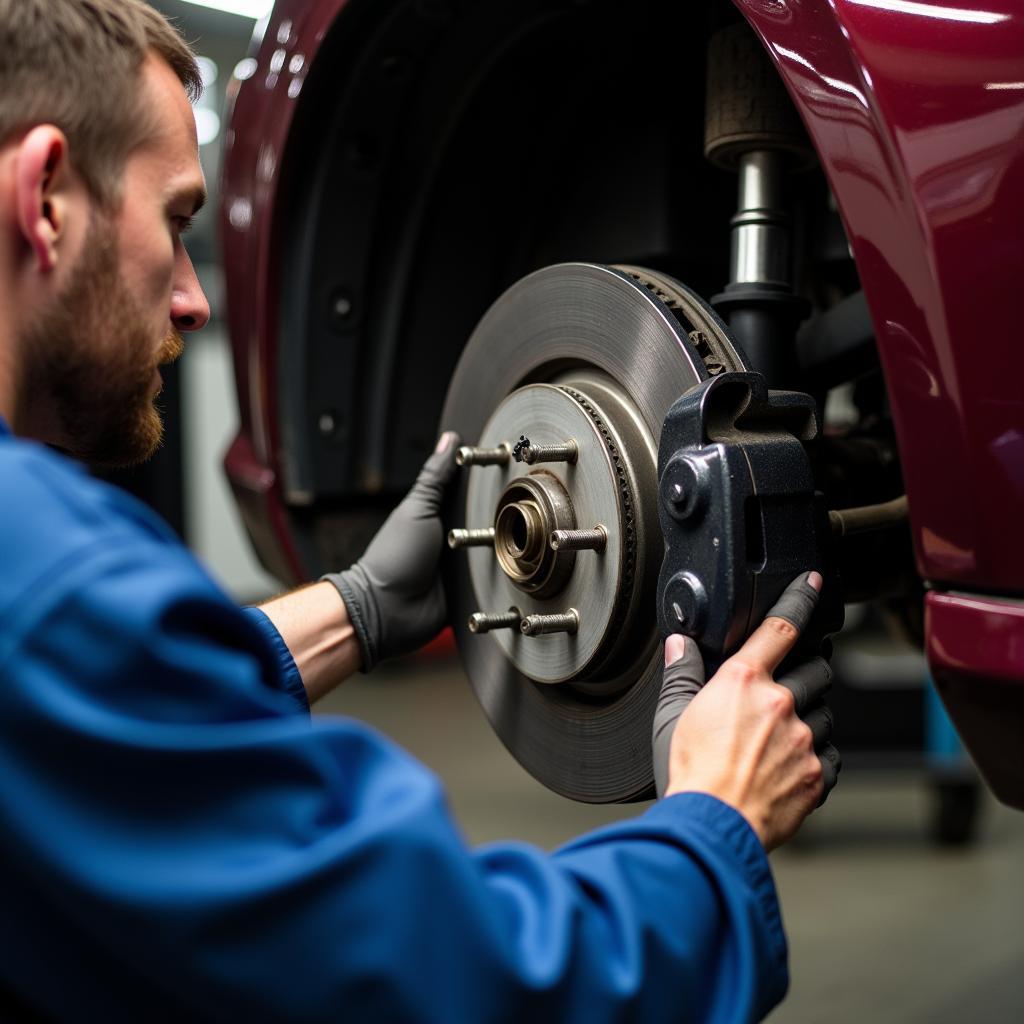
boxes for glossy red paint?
[738,0,1024,592]
[928,591,1024,683]
[927,591,1024,807]
[736,0,1024,803]
[221,0,349,582]
[223,431,303,584]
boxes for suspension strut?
[704,23,814,387]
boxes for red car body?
[221,0,1024,805]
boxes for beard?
[20,213,184,469]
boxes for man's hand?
[323,432,461,671]
[652,572,841,851]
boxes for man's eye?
[174,216,195,235]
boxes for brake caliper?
[657,371,843,665]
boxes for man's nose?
[171,252,211,332]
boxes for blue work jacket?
[0,418,788,1022]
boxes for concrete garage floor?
[318,657,1024,1023]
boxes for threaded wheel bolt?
[519,439,578,465]
[455,444,511,467]
[521,609,579,637]
[448,528,496,549]
[549,526,607,552]
[468,608,521,634]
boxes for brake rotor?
[440,263,748,802]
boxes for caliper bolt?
[468,608,521,634]
[663,572,708,636]
[456,444,511,467]
[660,453,710,521]
[549,526,607,553]
[520,439,579,465]
[448,527,496,549]
[521,609,579,637]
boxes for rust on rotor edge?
[618,267,744,378]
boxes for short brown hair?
[0,0,202,205]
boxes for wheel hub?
[464,379,651,686]
[441,262,747,802]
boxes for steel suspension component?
[704,22,814,387]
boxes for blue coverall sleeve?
[0,541,787,1023]
[241,605,310,714]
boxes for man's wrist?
[663,784,766,848]
[258,581,363,702]
[321,569,377,672]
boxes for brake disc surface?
[440,263,746,802]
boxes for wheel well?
[265,0,877,578]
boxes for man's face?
[21,210,183,466]
[21,54,209,467]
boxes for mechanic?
[0,2,830,1021]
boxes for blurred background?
[135,3,1024,1020]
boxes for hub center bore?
[493,472,576,597]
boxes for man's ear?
[15,125,74,275]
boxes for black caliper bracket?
[657,371,843,664]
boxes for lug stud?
[448,527,496,549]
[521,609,579,637]
[468,608,521,634]
[456,443,511,467]
[519,439,578,466]
[549,526,607,552]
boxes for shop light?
[179,0,275,19]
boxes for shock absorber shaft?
[704,22,812,388]
[731,151,789,288]
[712,148,808,387]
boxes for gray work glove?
[653,571,841,800]
[323,432,460,671]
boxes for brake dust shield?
[440,263,746,802]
